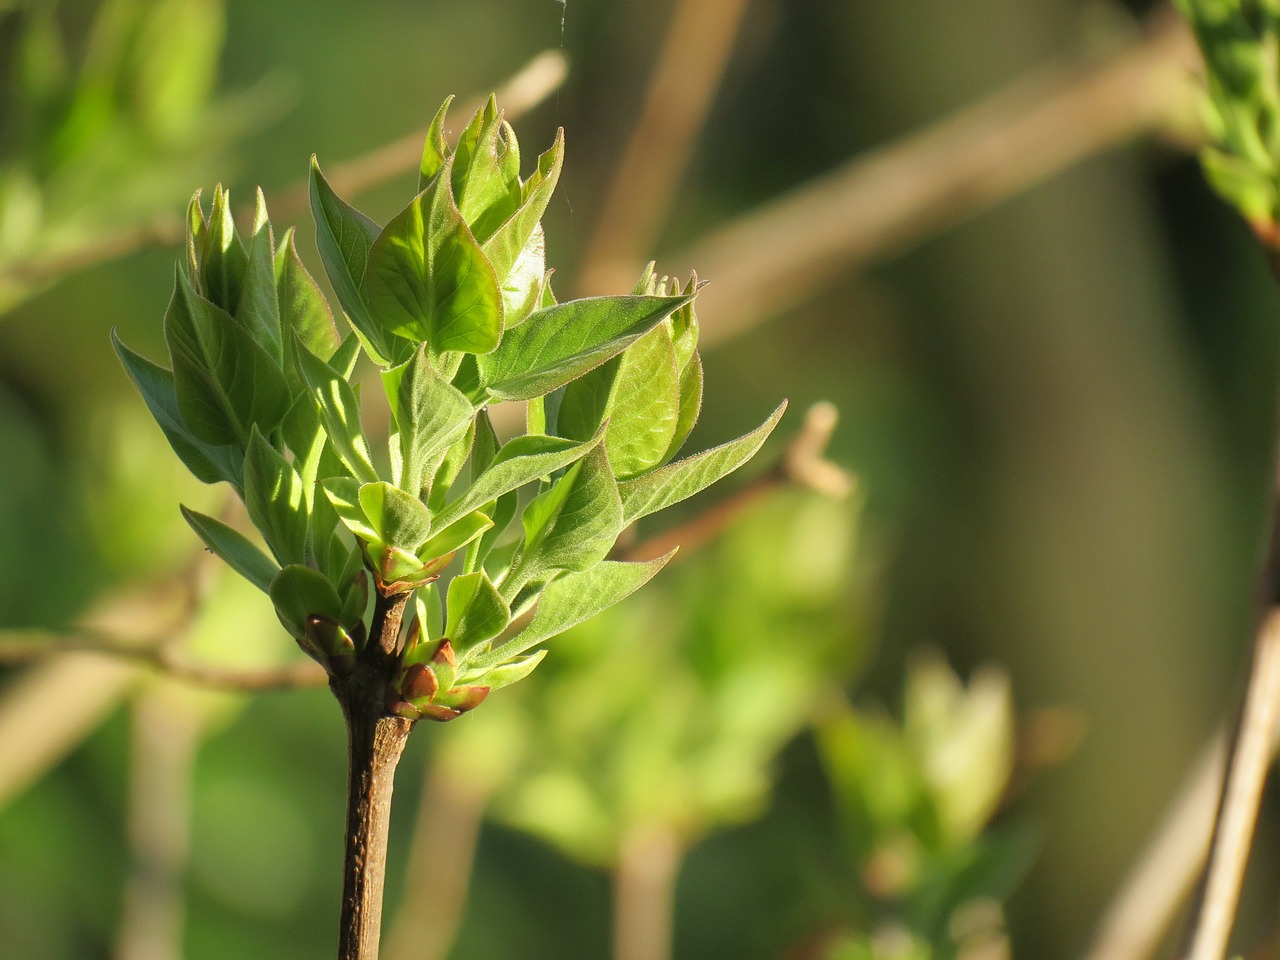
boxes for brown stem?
[334,592,414,960]
[613,824,682,960]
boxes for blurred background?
[1,0,1277,958]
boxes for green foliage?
[1177,0,1280,228]
[814,655,1022,960]
[482,493,866,864]
[0,0,263,311]
[117,95,783,720]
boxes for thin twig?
[2,51,568,289]
[1184,609,1280,960]
[576,0,753,295]
[666,11,1199,348]
[0,629,326,691]
[1082,732,1228,960]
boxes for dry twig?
[669,12,1199,348]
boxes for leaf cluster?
[1176,0,1280,227]
[116,95,784,720]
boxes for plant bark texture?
[335,592,413,960]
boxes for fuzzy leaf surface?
[476,294,691,402]
[181,506,279,593]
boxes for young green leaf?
[269,564,344,639]
[475,293,693,402]
[358,481,432,551]
[665,349,703,463]
[432,432,602,533]
[199,185,247,313]
[381,345,475,495]
[322,477,379,544]
[235,189,283,365]
[472,551,675,669]
[419,511,494,564]
[445,570,511,658]
[112,331,242,487]
[450,96,521,242]
[295,340,379,484]
[243,428,310,566]
[364,156,504,355]
[164,267,292,446]
[419,96,453,191]
[465,650,546,691]
[181,505,280,593]
[309,157,404,365]
[518,444,623,580]
[275,225,340,365]
[482,129,563,285]
[617,402,787,524]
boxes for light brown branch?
[116,683,205,960]
[383,754,493,960]
[1184,609,1280,960]
[576,0,753,295]
[3,51,568,290]
[0,629,326,691]
[613,824,682,960]
[667,11,1199,349]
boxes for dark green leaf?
[309,157,403,365]
[269,564,343,638]
[164,267,292,446]
[112,331,242,487]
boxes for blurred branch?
[383,756,493,960]
[614,823,682,960]
[576,0,753,295]
[620,400,854,562]
[1,51,568,290]
[1083,611,1280,960]
[1184,610,1280,960]
[116,683,205,960]
[0,628,326,691]
[669,10,1199,348]
[1082,732,1227,960]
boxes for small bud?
[435,684,490,713]
[419,703,463,722]
[401,662,439,702]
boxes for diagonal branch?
[669,10,1199,348]
[2,51,568,291]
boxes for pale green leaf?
[618,402,786,524]
[243,428,309,566]
[363,156,503,354]
[476,293,692,402]
[472,552,674,668]
[358,481,432,551]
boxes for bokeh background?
[1,1,1278,958]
